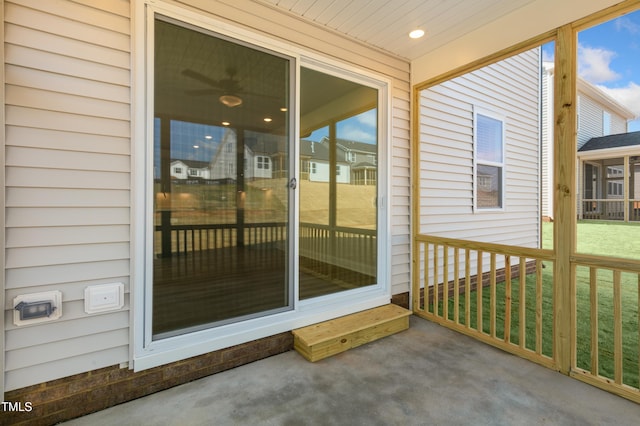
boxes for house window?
[257,156,270,170]
[336,165,341,176]
[188,169,198,176]
[174,167,182,174]
[475,112,504,209]
[346,151,356,163]
[603,111,611,136]
[310,162,317,174]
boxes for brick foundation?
[3,332,293,425]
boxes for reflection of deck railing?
[154,222,377,277]
[581,199,640,221]
[299,222,376,277]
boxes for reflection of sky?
[306,109,377,143]
[153,119,223,178]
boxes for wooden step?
[292,304,412,362]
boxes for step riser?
[293,305,412,362]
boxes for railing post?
[624,155,630,222]
[553,24,577,375]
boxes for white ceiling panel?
[255,0,536,60]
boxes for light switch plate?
[85,283,124,314]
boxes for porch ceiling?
[254,0,536,60]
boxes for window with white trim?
[475,112,504,209]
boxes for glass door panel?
[299,67,378,299]
[152,18,292,338]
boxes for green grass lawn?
[435,220,640,388]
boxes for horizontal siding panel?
[5,346,129,391]
[6,311,129,351]
[5,259,130,289]
[6,126,130,155]
[6,44,130,86]
[5,23,130,69]
[6,146,130,172]
[6,65,130,104]
[6,207,130,227]
[72,0,130,17]
[6,167,130,190]
[7,106,130,138]
[6,242,130,268]
[6,188,130,208]
[6,1,130,47]
[6,85,130,121]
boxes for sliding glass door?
[299,67,379,299]
[149,16,382,341]
[152,17,294,338]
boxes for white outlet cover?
[85,283,124,314]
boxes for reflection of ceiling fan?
[182,67,244,107]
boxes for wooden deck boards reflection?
[153,244,373,337]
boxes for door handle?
[288,177,297,189]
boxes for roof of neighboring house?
[336,139,377,154]
[171,159,210,169]
[578,131,640,152]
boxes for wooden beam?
[553,24,577,374]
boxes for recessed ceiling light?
[409,29,425,39]
[264,117,272,122]
[205,135,212,139]
[221,121,230,126]
[193,145,199,149]
[280,107,288,112]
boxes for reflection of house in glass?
[301,137,377,185]
[170,131,378,185]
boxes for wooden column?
[553,24,577,374]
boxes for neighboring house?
[2,0,637,422]
[300,138,350,184]
[300,137,377,184]
[577,131,640,221]
[208,129,277,181]
[541,63,638,221]
[169,159,211,180]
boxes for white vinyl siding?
[418,49,540,248]
[541,64,554,219]
[577,95,606,149]
[3,0,131,391]
[3,0,411,390]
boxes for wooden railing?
[581,199,640,222]
[570,254,640,401]
[154,222,287,256]
[413,233,640,403]
[299,222,376,277]
[154,222,377,278]
[413,234,556,369]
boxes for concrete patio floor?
[63,316,640,425]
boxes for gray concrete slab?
[63,317,640,425]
